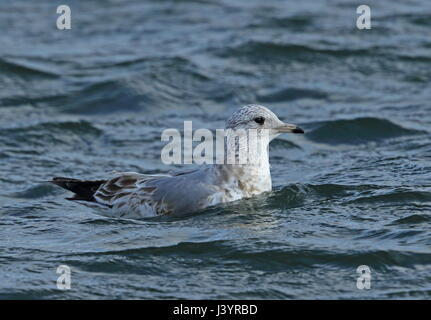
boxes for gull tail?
[50,177,106,202]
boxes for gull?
[51,105,304,218]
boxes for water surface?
[0,0,430,299]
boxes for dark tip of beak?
[292,127,304,134]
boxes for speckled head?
[225,104,304,140]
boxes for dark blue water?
[0,0,430,299]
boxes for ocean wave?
[347,190,431,204]
[381,13,431,27]
[67,240,431,270]
[56,80,146,114]
[217,41,374,62]
[257,87,328,103]
[55,57,232,114]
[306,117,424,144]
[391,214,431,225]
[0,121,102,148]
[0,57,59,78]
[7,183,60,200]
[270,138,301,150]
[247,15,315,31]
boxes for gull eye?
[254,117,265,125]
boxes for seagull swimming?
[51,105,304,218]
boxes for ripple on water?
[1,0,431,300]
[306,117,425,145]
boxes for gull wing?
[93,167,220,217]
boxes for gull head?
[225,104,304,141]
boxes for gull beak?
[276,123,304,134]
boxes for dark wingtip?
[50,177,78,187]
[50,177,106,202]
